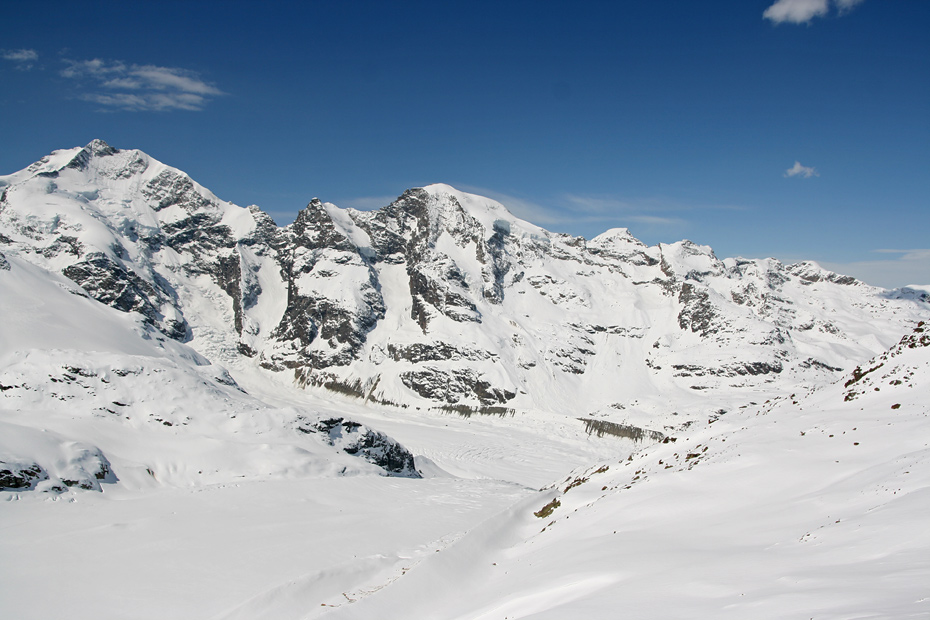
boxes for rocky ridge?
[1,141,927,433]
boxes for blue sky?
[1,0,927,287]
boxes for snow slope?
[0,251,622,620]
[319,323,930,619]
[0,251,427,491]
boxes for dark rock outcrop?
[313,417,420,478]
[0,461,47,490]
[401,367,516,405]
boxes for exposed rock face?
[62,252,189,340]
[677,282,721,338]
[672,361,783,378]
[387,342,494,363]
[313,417,420,478]
[0,444,114,493]
[142,168,216,213]
[0,461,47,490]
[895,321,929,350]
[400,367,516,406]
[354,188,485,330]
[787,261,858,286]
[1,141,927,421]
[262,198,386,371]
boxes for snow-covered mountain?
[2,141,929,619]
[1,140,926,435]
[0,250,421,492]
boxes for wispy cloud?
[343,184,738,238]
[835,0,866,13]
[2,48,38,70]
[820,249,930,289]
[457,185,571,227]
[563,194,636,214]
[471,188,706,233]
[626,215,688,227]
[763,0,865,24]
[874,248,930,262]
[784,161,819,178]
[61,58,224,111]
[563,193,744,215]
[338,195,399,210]
[460,187,749,236]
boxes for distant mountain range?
[2,140,926,433]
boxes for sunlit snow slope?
[320,323,930,619]
[0,252,424,491]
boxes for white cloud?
[467,189,743,235]
[60,58,120,78]
[835,0,866,12]
[2,49,38,62]
[2,48,38,70]
[128,65,223,96]
[764,0,829,24]
[61,58,223,111]
[81,92,210,112]
[764,0,865,24]
[784,161,819,178]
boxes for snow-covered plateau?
[1,141,928,619]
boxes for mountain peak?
[421,184,512,219]
[421,182,459,195]
[591,227,640,245]
[85,139,117,156]
[418,184,548,241]
[64,139,120,172]
[376,185,517,238]
[786,261,860,286]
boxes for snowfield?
[319,324,930,619]
[1,141,929,619]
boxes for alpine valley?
[1,141,928,619]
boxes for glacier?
[1,140,928,619]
